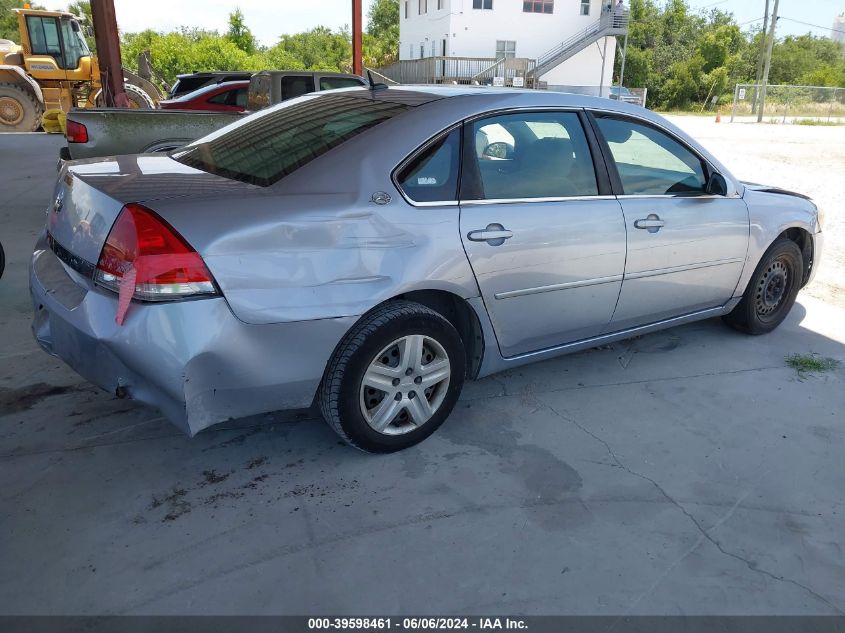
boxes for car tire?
[723,237,803,335]
[318,300,466,453]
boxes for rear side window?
[320,77,365,91]
[172,94,412,187]
[396,128,461,203]
[462,111,598,200]
[282,75,315,100]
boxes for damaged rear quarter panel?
[151,105,482,325]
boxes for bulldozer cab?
[15,9,94,81]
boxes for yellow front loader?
[0,7,161,132]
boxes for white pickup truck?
[61,71,367,161]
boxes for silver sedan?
[30,86,824,452]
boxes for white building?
[398,0,622,93]
[833,13,845,46]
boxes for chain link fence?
[730,84,845,123]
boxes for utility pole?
[90,0,129,107]
[757,0,779,123]
[352,0,363,76]
[751,0,770,115]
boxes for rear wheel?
[0,83,43,132]
[318,300,465,453]
[723,238,803,335]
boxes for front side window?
[523,1,554,13]
[173,94,412,187]
[396,128,461,202]
[462,111,598,200]
[473,0,493,9]
[593,116,707,195]
[59,19,88,69]
[495,40,516,59]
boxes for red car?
[158,80,250,112]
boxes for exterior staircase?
[531,11,629,79]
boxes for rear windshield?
[172,93,412,186]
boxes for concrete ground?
[1,133,844,616]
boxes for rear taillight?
[66,120,88,143]
[95,203,217,308]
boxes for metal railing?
[534,10,629,76]
[378,56,537,87]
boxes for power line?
[778,16,845,35]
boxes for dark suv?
[169,72,254,99]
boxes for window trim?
[584,110,735,198]
[391,123,464,207]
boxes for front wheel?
[723,238,803,335]
[318,300,466,453]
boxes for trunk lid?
[48,154,258,268]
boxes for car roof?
[253,70,365,79]
[165,80,250,102]
[175,71,253,80]
[328,85,650,117]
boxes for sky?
[56,0,845,46]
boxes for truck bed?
[65,108,242,160]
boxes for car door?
[590,113,749,331]
[458,110,628,358]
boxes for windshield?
[172,92,413,187]
[60,18,89,69]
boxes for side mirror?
[706,172,728,196]
[482,141,512,160]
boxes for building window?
[473,0,493,9]
[420,43,425,58]
[580,0,590,15]
[431,41,436,56]
[495,40,516,59]
[523,1,553,13]
[409,43,414,58]
[437,0,444,9]
[405,1,409,18]
[419,0,427,14]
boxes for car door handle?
[467,224,513,244]
[634,214,665,232]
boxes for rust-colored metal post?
[352,0,363,76]
[90,0,129,107]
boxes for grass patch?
[793,118,845,126]
[785,353,840,379]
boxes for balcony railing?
[378,56,537,87]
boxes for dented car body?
[30,87,823,443]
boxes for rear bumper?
[30,239,356,436]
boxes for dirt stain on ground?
[0,383,86,415]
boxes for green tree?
[365,0,399,67]
[0,0,44,42]
[271,26,351,71]
[226,8,256,55]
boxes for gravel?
[666,115,845,309]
